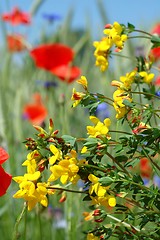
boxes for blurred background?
[0,0,160,239]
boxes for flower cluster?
[93,22,128,71]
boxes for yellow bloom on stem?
[93,37,111,71]
[88,174,116,208]
[87,233,99,240]
[77,75,88,89]
[139,71,155,84]
[103,21,127,50]
[87,116,111,138]
[48,155,80,184]
[71,88,85,107]
[88,174,109,197]
[113,103,128,119]
[49,144,62,165]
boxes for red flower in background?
[140,157,152,179]
[23,93,48,125]
[0,147,12,197]
[151,23,160,35]
[1,7,31,25]
[30,43,81,83]
[50,65,81,83]
[149,23,160,61]
[7,34,26,52]
[154,75,160,86]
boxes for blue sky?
[1,0,160,42]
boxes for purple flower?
[42,13,62,23]
[95,102,110,120]
[36,80,58,88]
[153,175,160,188]
[155,90,160,97]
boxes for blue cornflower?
[95,102,110,121]
[42,13,62,23]
[155,90,160,97]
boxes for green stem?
[131,91,160,100]
[106,151,131,177]
[47,186,86,194]
[12,202,27,240]
[107,214,140,232]
[133,29,152,37]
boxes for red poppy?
[149,47,160,61]
[7,34,26,52]
[1,7,31,25]
[0,147,12,197]
[23,93,48,125]
[149,23,160,61]
[154,75,160,86]
[50,64,81,83]
[140,157,152,179]
[30,43,74,71]
[151,23,160,35]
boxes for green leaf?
[61,135,76,147]
[99,176,114,186]
[127,22,135,32]
[123,99,135,108]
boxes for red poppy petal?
[154,76,160,86]
[0,166,12,197]
[151,23,160,35]
[150,47,160,60]
[0,147,9,165]
[30,43,74,71]
[50,65,81,83]
[1,7,31,25]
[23,104,48,125]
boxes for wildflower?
[93,37,110,71]
[30,43,74,71]
[77,75,88,90]
[42,13,62,23]
[0,147,12,197]
[132,122,150,134]
[151,22,160,35]
[23,93,48,125]
[88,174,116,208]
[50,65,81,83]
[103,21,128,50]
[140,157,152,179]
[154,76,160,86]
[71,88,86,107]
[6,34,26,52]
[87,116,111,138]
[49,145,62,165]
[48,150,80,184]
[87,233,99,240]
[139,71,155,84]
[1,7,31,25]
[95,103,110,121]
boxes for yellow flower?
[88,174,109,197]
[139,71,155,84]
[87,233,99,240]
[93,37,111,71]
[49,144,62,165]
[77,75,88,89]
[88,174,116,208]
[87,116,111,138]
[71,88,85,107]
[48,154,80,184]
